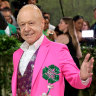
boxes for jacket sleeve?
[58,45,92,89]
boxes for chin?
[27,39,37,45]
[27,41,34,45]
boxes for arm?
[76,43,82,59]
[59,46,93,89]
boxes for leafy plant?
[0,35,21,56]
[0,35,21,96]
[80,44,96,96]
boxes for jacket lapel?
[32,36,51,87]
[12,48,23,96]
[15,48,24,70]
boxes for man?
[91,7,96,38]
[12,4,94,96]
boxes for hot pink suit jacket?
[12,36,91,96]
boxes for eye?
[29,22,34,25]
[20,23,25,27]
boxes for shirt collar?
[20,34,44,51]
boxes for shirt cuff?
[79,72,92,85]
[81,77,91,85]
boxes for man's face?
[18,7,44,45]
[94,10,96,19]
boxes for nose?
[24,24,30,32]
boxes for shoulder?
[56,34,69,44]
[13,48,23,56]
[8,23,16,28]
[8,23,17,32]
[43,36,68,51]
[49,41,73,63]
[49,41,69,52]
[91,22,96,28]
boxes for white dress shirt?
[19,34,44,76]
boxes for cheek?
[37,26,44,34]
[20,30,25,37]
[86,26,88,29]
[75,24,80,30]
[80,24,83,28]
[58,25,61,30]
[59,24,63,29]
[34,27,42,36]
[77,24,81,28]
[75,23,78,28]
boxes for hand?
[80,53,94,80]
[47,30,54,35]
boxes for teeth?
[25,33,34,36]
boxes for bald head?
[17,4,43,24]
[17,4,44,45]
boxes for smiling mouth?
[25,33,34,36]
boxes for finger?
[89,57,94,67]
[87,66,93,73]
[87,67,93,78]
[87,62,93,73]
[89,73,93,77]
[83,53,90,62]
[90,57,94,63]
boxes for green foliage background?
[0,35,21,96]
[80,45,96,96]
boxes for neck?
[76,30,81,33]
